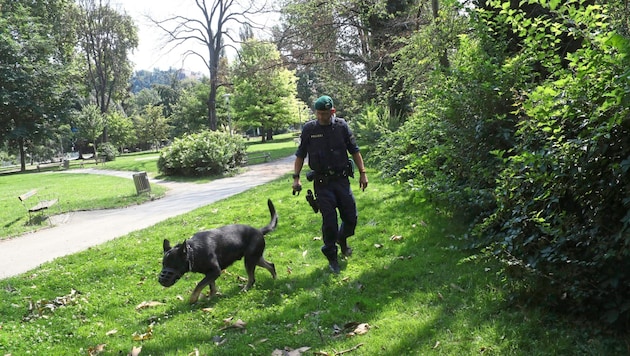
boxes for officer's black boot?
[338,238,353,257]
[321,245,340,274]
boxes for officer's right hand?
[292,182,302,196]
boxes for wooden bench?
[245,152,271,164]
[18,189,58,223]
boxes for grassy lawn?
[0,133,297,239]
[0,172,167,239]
[0,176,626,355]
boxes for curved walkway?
[0,156,294,280]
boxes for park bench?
[245,152,271,164]
[18,189,58,223]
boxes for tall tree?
[150,0,271,131]
[77,0,138,142]
[0,0,80,171]
[73,104,105,159]
[231,39,299,141]
[276,0,432,117]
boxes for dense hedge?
[157,130,246,177]
[369,0,630,327]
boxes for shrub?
[97,142,117,162]
[157,130,246,177]
[473,1,630,327]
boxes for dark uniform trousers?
[314,175,357,261]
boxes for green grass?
[95,151,161,175]
[0,176,626,355]
[0,171,167,239]
[0,133,298,239]
[244,132,299,162]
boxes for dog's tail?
[260,199,278,235]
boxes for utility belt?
[307,160,354,184]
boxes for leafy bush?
[473,1,630,326]
[157,130,246,177]
[97,142,117,162]
[373,33,520,215]
[350,102,402,145]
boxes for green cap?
[314,95,334,110]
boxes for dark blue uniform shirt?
[295,117,360,174]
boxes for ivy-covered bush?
[473,1,630,326]
[157,130,246,177]
[373,33,519,215]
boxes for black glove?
[292,184,302,196]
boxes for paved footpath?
[0,156,294,280]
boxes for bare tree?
[150,0,273,131]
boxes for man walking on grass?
[292,95,368,274]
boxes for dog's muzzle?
[159,267,183,287]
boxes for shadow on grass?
[131,191,484,355]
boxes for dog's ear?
[163,239,172,252]
[180,240,188,255]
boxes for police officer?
[292,95,368,274]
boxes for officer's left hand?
[359,172,368,191]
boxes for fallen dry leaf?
[135,301,164,310]
[132,325,154,341]
[201,307,214,312]
[352,323,370,335]
[433,341,441,349]
[302,250,308,258]
[390,235,403,241]
[271,346,311,356]
[105,329,118,336]
[374,243,383,249]
[128,346,141,356]
[219,318,247,331]
[187,348,199,356]
[313,236,322,241]
[87,343,106,356]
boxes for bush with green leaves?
[350,102,402,145]
[97,142,117,162]
[473,1,630,326]
[157,130,246,177]
[373,33,519,215]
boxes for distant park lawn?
[0,172,167,239]
[0,133,298,239]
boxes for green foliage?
[134,105,170,151]
[473,1,630,326]
[157,130,247,177]
[231,39,300,138]
[170,81,214,137]
[73,104,104,146]
[97,142,117,161]
[106,110,136,152]
[0,0,79,170]
[350,102,402,145]
[374,34,519,214]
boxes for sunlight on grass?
[0,172,166,239]
[0,176,626,355]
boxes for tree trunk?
[19,138,26,172]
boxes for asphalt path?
[0,156,294,280]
